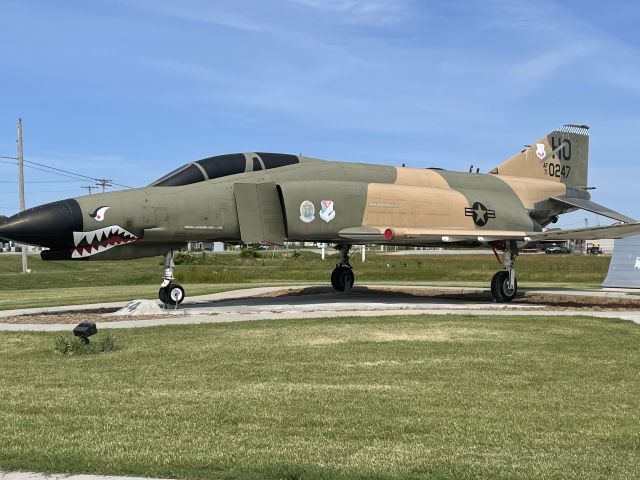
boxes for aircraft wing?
[338,226,530,243]
[339,222,640,244]
[528,222,640,241]
[550,197,636,223]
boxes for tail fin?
[490,124,589,187]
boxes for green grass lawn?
[0,314,638,479]
[0,251,611,310]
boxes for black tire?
[491,271,517,303]
[159,286,168,304]
[331,267,340,290]
[162,284,185,306]
[337,267,355,292]
[331,266,354,292]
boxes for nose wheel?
[159,250,186,306]
[159,283,185,306]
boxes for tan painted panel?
[394,167,451,188]
[492,137,556,181]
[490,129,588,187]
[362,183,476,229]
[496,175,566,209]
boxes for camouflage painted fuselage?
[4,125,622,261]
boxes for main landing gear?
[490,241,519,303]
[159,250,185,306]
[331,244,355,292]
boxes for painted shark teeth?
[71,225,138,258]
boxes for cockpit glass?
[152,164,205,187]
[196,154,246,179]
[150,153,299,186]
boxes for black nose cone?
[0,199,83,249]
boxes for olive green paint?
[435,170,534,231]
[31,126,638,262]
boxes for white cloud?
[286,0,412,24]
[116,0,270,32]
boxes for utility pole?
[81,185,96,195]
[95,178,112,193]
[17,118,28,273]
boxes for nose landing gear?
[330,244,355,292]
[490,241,519,303]
[159,250,185,306]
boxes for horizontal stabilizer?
[550,197,636,223]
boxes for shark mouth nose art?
[71,225,138,258]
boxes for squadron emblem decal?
[299,200,315,223]
[536,143,546,161]
[89,206,110,222]
[319,200,336,222]
[465,202,495,227]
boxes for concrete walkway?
[1,285,639,332]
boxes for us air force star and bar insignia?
[465,201,496,227]
[299,200,315,223]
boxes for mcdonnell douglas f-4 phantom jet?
[1,124,638,304]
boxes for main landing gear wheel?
[331,243,355,292]
[491,271,517,303]
[331,266,354,292]
[489,240,520,303]
[159,283,185,306]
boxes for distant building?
[0,241,42,253]
[186,241,225,252]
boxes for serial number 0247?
[544,162,571,179]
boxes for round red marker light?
[384,228,394,240]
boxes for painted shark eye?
[89,206,110,222]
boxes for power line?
[0,154,133,189]
[1,189,88,193]
[23,159,132,189]
[22,164,95,181]
[95,178,113,193]
[23,158,101,182]
[0,180,84,183]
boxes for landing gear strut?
[159,250,185,306]
[331,244,355,292]
[491,241,518,303]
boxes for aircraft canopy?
[150,152,299,187]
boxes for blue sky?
[0,0,639,228]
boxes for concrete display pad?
[1,285,640,331]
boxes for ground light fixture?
[73,322,97,344]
